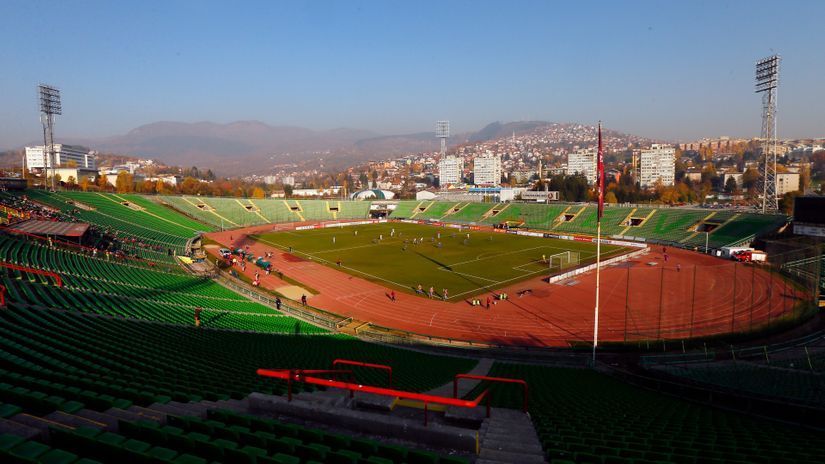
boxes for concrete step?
[9,413,71,440]
[483,429,540,443]
[75,409,120,431]
[481,437,544,454]
[0,417,41,440]
[146,402,199,418]
[167,401,211,415]
[127,405,166,423]
[44,411,107,430]
[484,426,537,438]
[103,407,144,423]
[212,398,248,413]
[479,447,546,463]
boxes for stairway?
[476,407,546,463]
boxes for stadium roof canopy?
[350,189,395,200]
[8,219,90,238]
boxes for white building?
[473,153,501,186]
[566,149,597,184]
[776,172,800,197]
[25,144,96,170]
[438,155,463,187]
[639,144,676,188]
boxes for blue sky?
[1,0,823,148]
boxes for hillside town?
[7,122,824,214]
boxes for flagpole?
[593,121,604,364]
[593,220,601,362]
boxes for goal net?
[548,251,580,273]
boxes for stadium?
[0,189,823,464]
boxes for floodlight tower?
[755,55,780,212]
[436,120,450,157]
[38,84,62,191]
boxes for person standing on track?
[301,294,307,306]
[442,288,449,300]
[428,286,434,299]
[390,290,396,302]
[275,297,282,311]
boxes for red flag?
[597,122,605,221]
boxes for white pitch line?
[437,267,500,283]
[445,245,548,267]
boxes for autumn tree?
[97,174,109,190]
[115,171,134,193]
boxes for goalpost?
[548,251,580,273]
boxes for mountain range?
[4,120,649,176]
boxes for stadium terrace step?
[74,408,120,431]
[43,410,108,429]
[0,417,41,440]
[144,401,203,418]
[477,407,546,464]
[353,392,396,411]
[426,357,494,398]
[248,391,479,452]
[8,413,72,439]
[102,407,145,424]
[126,405,166,423]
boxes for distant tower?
[38,84,62,191]
[537,158,542,180]
[512,130,516,145]
[436,121,450,157]
[755,55,780,212]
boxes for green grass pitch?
[253,222,627,301]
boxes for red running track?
[206,223,800,347]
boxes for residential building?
[776,172,800,197]
[639,144,676,188]
[25,144,96,170]
[473,153,502,186]
[566,149,597,184]
[438,155,463,186]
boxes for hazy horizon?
[2,0,824,150]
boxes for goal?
[548,251,580,273]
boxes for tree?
[190,166,200,179]
[251,187,265,199]
[115,171,134,193]
[724,176,738,194]
[79,177,90,192]
[66,176,76,190]
[779,191,801,215]
[742,167,760,192]
[156,179,170,194]
[604,191,618,203]
[179,177,200,195]
[96,174,109,190]
[283,184,293,197]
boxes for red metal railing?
[257,359,525,426]
[453,374,529,412]
[0,261,62,287]
[0,284,6,307]
[332,358,392,387]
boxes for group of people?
[415,284,449,300]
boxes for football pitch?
[252,222,627,300]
